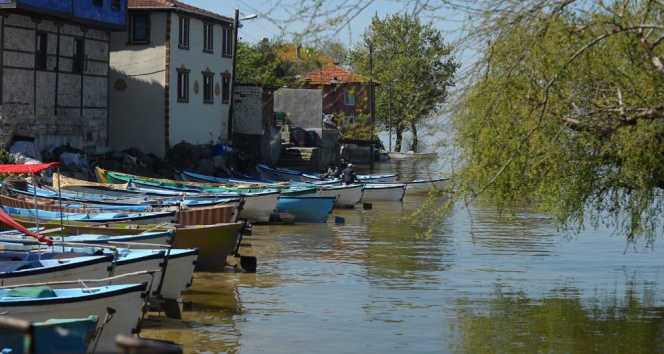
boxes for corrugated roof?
[128,0,232,23]
[303,63,373,85]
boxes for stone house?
[0,0,126,155]
[108,0,235,158]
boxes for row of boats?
[0,162,448,353]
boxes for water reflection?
[453,280,664,352]
[138,158,664,353]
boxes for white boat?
[361,183,407,202]
[231,190,280,223]
[313,184,364,208]
[0,253,114,288]
[405,177,449,193]
[388,151,438,160]
[0,281,148,353]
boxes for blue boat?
[276,196,336,223]
[0,315,99,354]
[1,205,175,225]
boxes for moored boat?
[0,315,99,353]
[275,196,336,223]
[361,183,407,202]
[405,177,449,193]
[256,163,399,183]
[0,281,148,353]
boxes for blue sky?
[184,1,433,46]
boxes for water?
[141,159,664,353]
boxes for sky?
[184,1,451,47]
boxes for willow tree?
[351,13,458,152]
[449,1,664,244]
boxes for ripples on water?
[141,159,664,353]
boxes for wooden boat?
[0,193,240,226]
[405,177,449,193]
[1,216,245,272]
[176,169,292,188]
[94,167,280,223]
[309,184,363,208]
[361,183,407,202]
[256,163,399,183]
[0,281,148,353]
[0,252,114,288]
[0,315,99,353]
[276,196,336,223]
[1,205,175,225]
[170,221,246,271]
[388,151,438,160]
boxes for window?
[35,32,47,69]
[222,27,233,57]
[344,91,355,106]
[203,22,213,53]
[177,69,190,103]
[111,0,120,10]
[179,16,189,48]
[221,73,231,103]
[345,115,356,124]
[93,0,102,6]
[73,39,84,73]
[203,72,214,103]
[129,14,150,44]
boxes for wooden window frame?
[178,16,190,49]
[203,72,214,104]
[221,73,231,104]
[177,69,190,103]
[128,13,150,44]
[203,22,213,53]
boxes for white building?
[109,0,234,157]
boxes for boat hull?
[313,184,363,208]
[361,184,407,202]
[0,282,147,353]
[276,196,335,223]
[171,222,244,271]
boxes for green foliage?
[235,38,295,86]
[350,12,459,152]
[450,1,664,243]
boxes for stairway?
[277,146,319,171]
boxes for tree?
[350,13,458,152]
[250,0,664,243]
[448,1,664,244]
[235,37,296,86]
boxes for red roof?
[128,0,232,23]
[302,64,373,85]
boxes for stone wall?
[234,85,264,135]
[0,14,109,155]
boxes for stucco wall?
[274,88,322,131]
[0,13,110,155]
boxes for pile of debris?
[6,140,243,182]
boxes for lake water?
[141,158,664,353]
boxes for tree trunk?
[395,128,404,152]
[410,123,418,152]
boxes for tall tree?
[236,37,296,86]
[350,13,458,151]
[448,1,664,244]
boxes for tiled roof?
[303,63,373,85]
[128,0,232,23]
